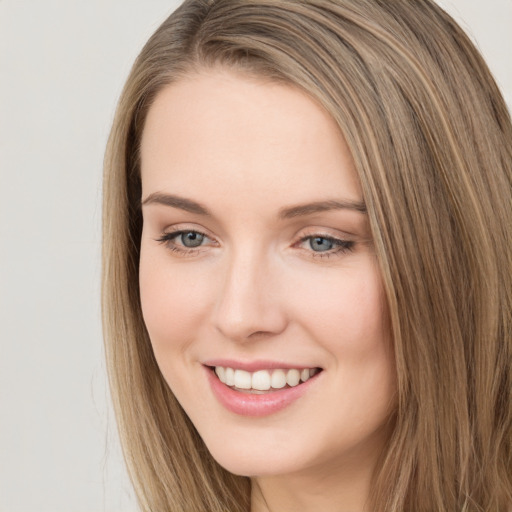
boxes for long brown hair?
[102,1,512,510]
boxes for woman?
[102,0,512,510]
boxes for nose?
[213,247,288,342]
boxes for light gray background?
[0,1,510,511]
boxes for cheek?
[138,250,212,355]
[288,261,389,352]
[289,259,396,407]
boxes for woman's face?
[139,69,396,481]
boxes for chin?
[195,408,394,482]
[210,445,307,478]
[197,424,309,477]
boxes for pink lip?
[204,365,321,417]
[203,358,318,372]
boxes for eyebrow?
[141,192,367,217]
[141,192,211,215]
[279,199,367,218]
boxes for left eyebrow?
[279,199,367,219]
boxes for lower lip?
[205,367,321,417]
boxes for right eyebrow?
[140,192,211,216]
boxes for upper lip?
[202,359,322,372]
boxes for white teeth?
[213,366,319,390]
[286,369,300,387]
[233,369,252,389]
[225,367,235,386]
[252,370,271,391]
[271,369,287,389]
[215,366,226,383]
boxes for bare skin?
[139,68,396,512]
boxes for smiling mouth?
[208,366,323,394]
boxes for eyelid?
[158,229,209,245]
[295,224,357,238]
[155,224,218,256]
[293,226,354,244]
[159,222,216,240]
[297,234,354,252]
[154,224,358,258]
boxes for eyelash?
[155,230,213,256]
[155,230,355,259]
[296,235,354,258]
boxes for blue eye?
[308,236,335,252]
[156,229,211,254]
[298,235,355,258]
[179,231,205,248]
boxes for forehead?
[140,68,362,210]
